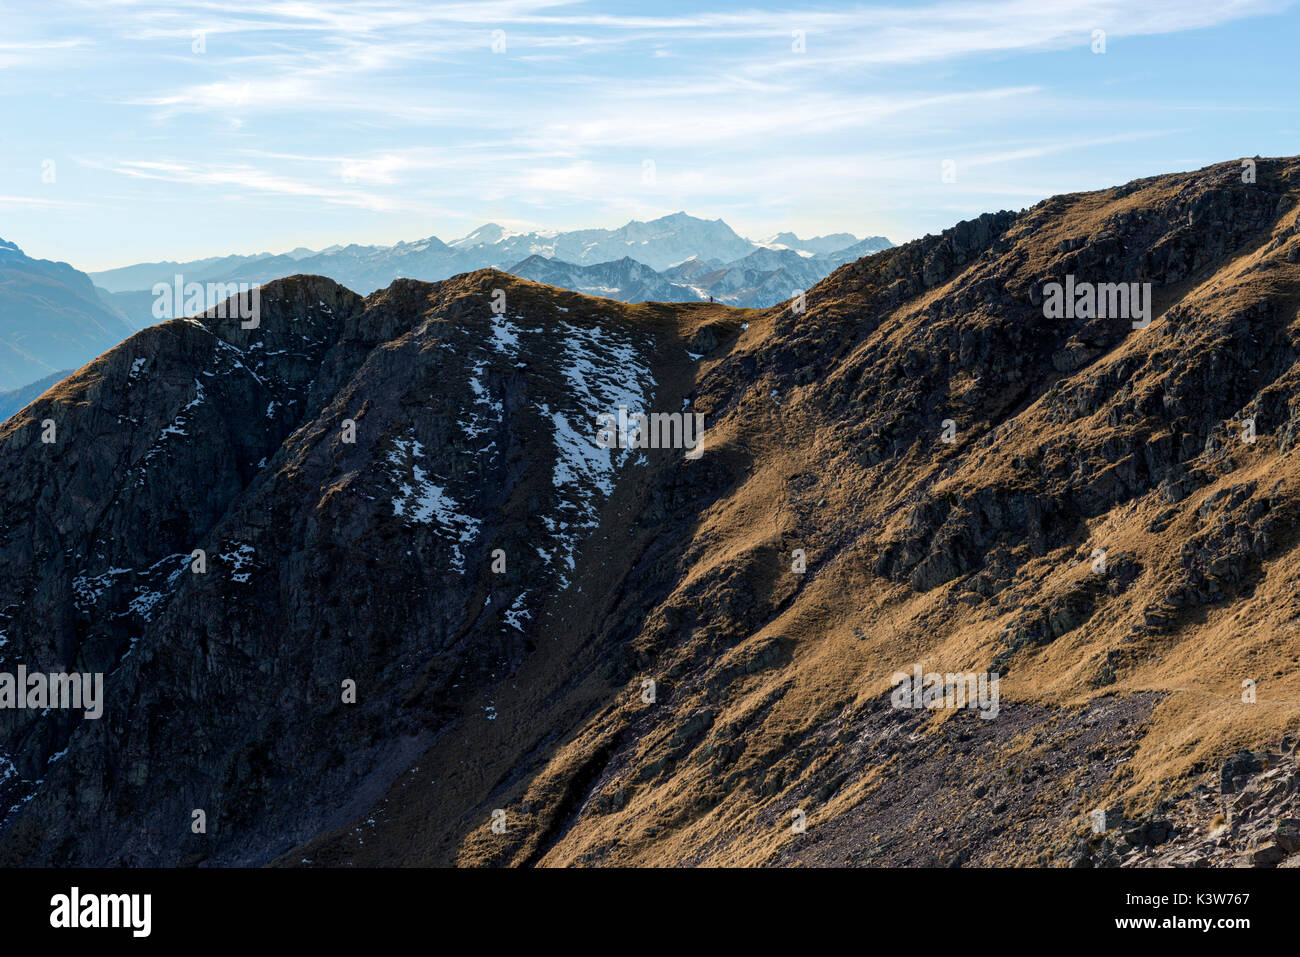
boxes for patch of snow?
[503,591,532,632]
[145,378,205,459]
[219,543,256,583]
[537,319,656,587]
[384,432,481,572]
[489,313,521,355]
[72,567,132,613]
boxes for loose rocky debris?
[1068,735,1300,868]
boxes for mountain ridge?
[3,158,1300,868]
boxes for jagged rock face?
[3,157,1300,868]
[0,271,718,864]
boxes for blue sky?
[1,0,1296,270]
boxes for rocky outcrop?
[1067,737,1300,868]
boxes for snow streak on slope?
[460,312,522,452]
[542,318,656,586]
[385,431,481,572]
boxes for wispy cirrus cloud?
[78,158,398,210]
[0,195,100,209]
[1,0,1295,269]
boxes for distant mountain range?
[0,214,891,405]
[508,244,873,309]
[0,367,76,421]
[90,213,893,323]
[0,239,135,391]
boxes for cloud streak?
[1,0,1294,267]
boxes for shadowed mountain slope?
[0,269,734,864]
